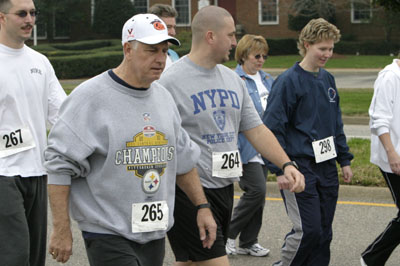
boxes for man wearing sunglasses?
[0,0,66,266]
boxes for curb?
[342,116,369,125]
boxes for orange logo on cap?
[151,19,165,30]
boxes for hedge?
[263,38,400,56]
[335,41,400,55]
[49,51,123,79]
[36,37,400,79]
[51,40,116,50]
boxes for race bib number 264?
[212,150,243,178]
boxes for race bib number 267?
[0,126,36,158]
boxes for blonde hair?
[298,18,341,57]
[235,34,269,65]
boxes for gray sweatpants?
[228,162,267,248]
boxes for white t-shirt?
[0,44,66,177]
[248,72,269,111]
[247,72,269,164]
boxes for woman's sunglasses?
[254,54,268,60]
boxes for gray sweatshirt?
[158,56,262,189]
[44,71,200,244]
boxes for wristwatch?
[282,161,299,171]
[196,203,211,210]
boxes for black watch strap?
[282,161,299,171]
[196,203,211,210]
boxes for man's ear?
[0,12,6,24]
[123,42,133,59]
[205,30,215,45]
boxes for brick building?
[33,0,399,44]
[144,0,399,42]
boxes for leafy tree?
[370,1,400,43]
[35,0,87,40]
[373,0,400,12]
[92,0,135,38]
[288,0,336,31]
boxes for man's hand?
[387,150,400,175]
[277,175,291,190]
[48,227,73,263]
[341,165,353,183]
[48,184,72,263]
[283,166,305,193]
[197,207,217,249]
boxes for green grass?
[338,89,373,116]
[224,55,395,69]
[267,138,385,187]
[344,138,384,186]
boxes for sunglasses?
[6,10,39,18]
[254,54,268,60]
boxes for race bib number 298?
[312,136,337,163]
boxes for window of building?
[351,0,372,23]
[53,9,70,39]
[33,21,47,40]
[132,0,148,14]
[259,0,279,25]
[174,0,191,26]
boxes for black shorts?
[83,234,165,266]
[168,184,234,262]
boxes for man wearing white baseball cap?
[45,13,216,266]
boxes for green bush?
[50,39,115,50]
[92,0,134,38]
[31,43,58,52]
[49,51,123,79]
[171,31,192,57]
[335,41,400,55]
[267,38,298,55]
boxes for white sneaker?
[237,243,270,257]
[225,238,237,255]
[360,257,368,266]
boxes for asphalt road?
[45,183,399,266]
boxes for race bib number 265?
[131,201,168,233]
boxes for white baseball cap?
[122,14,180,46]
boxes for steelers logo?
[142,169,161,194]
